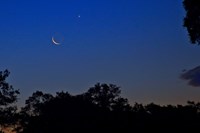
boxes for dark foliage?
[83,83,131,111]
[0,70,20,132]
[183,0,200,44]
[18,83,132,133]
[16,83,200,133]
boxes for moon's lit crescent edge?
[52,37,60,45]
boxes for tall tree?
[0,70,20,132]
[183,0,200,44]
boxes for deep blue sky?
[1,0,200,106]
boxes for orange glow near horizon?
[2,127,16,133]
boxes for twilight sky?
[1,0,200,106]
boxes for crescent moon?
[52,37,60,45]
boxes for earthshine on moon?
[52,37,60,45]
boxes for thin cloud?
[180,66,200,87]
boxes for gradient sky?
[1,0,200,106]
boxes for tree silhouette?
[18,83,134,133]
[17,83,200,133]
[183,0,200,44]
[19,91,101,133]
[0,70,20,132]
[17,91,53,133]
[21,91,53,116]
[84,83,131,111]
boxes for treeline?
[0,70,200,133]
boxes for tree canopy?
[0,70,20,132]
[183,0,200,44]
[84,83,131,111]
[0,70,199,133]
[16,82,200,133]
[17,83,132,133]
